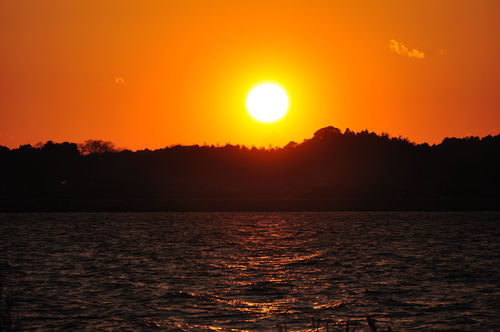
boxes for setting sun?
[246,83,289,122]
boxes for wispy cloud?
[389,40,425,59]
[115,77,125,84]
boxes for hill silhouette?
[0,126,499,211]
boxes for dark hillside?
[1,127,499,211]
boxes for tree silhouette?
[78,140,117,155]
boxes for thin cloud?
[115,77,125,84]
[389,40,425,59]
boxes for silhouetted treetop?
[312,126,342,140]
[78,140,118,154]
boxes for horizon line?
[2,125,499,152]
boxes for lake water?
[1,212,499,331]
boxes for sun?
[246,83,289,122]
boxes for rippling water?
[1,212,499,331]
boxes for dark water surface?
[1,212,499,331]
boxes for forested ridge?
[1,126,499,211]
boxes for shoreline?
[1,198,498,212]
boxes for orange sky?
[1,0,499,150]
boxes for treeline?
[0,126,499,211]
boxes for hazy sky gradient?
[1,0,499,149]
